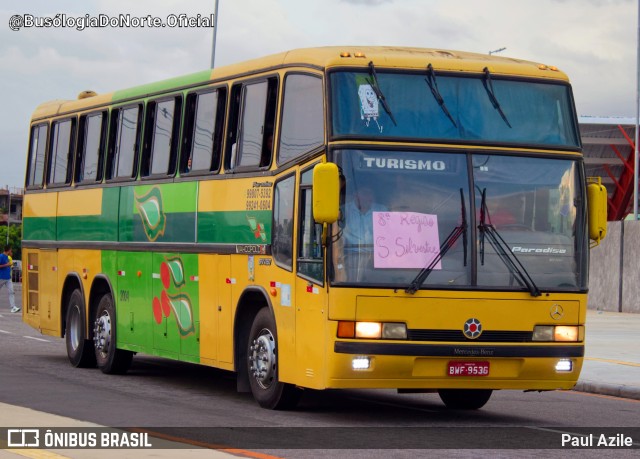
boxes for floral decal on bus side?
[134,186,167,242]
[152,256,195,336]
[247,216,267,242]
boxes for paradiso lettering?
[361,157,447,171]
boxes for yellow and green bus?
[22,46,607,410]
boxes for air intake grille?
[407,329,533,342]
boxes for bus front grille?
[407,329,533,342]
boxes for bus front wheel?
[93,293,133,375]
[65,289,96,368]
[247,308,301,410]
[438,389,493,410]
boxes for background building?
[0,186,23,227]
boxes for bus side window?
[141,96,182,178]
[107,104,143,180]
[272,174,296,270]
[75,111,106,184]
[48,117,77,186]
[279,74,324,165]
[298,168,324,284]
[181,87,226,174]
[26,123,49,189]
[227,77,277,170]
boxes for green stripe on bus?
[58,215,117,241]
[197,210,272,244]
[120,212,196,243]
[23,216,56,241]
[112,70,213,102]
[58,187,120,241]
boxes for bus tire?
[65,289,96,368]
[438,389,493,410]
[93,293,133,375]
[247,308,301,410]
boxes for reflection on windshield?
[330,150,588,292]
[331,71,579,148]
[473,155,586,290]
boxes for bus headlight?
[554,326,579,342]
[355,322,382,339]
[337,321,407,339]
[533,325,582,342]
[532,325,554,341]
[382,323,408,339]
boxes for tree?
[0,224,22,260]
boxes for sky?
[0,0,636,189]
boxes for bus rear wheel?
[438,389,493,410]
[65,289,96,368]
[247,308,301,410]
[93,293,133,375]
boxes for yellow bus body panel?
[23,192,58,218]
[58,189,103,216]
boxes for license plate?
[447,361,490,377]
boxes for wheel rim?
[94,311,112,357]
[68,305,81,351]
[249,328,276,389]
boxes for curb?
[573,380,640,401]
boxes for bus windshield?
[330,149,588,292]
[330,71,580,148]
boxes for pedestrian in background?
[0,245,18,313]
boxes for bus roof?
[31,46,569,121]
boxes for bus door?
[294,167,326,388]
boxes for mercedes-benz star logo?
[463,318,482,339]
[550,304,564,320]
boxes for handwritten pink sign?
[373,212,442,269]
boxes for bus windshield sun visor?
[478,188,541,297]
[405,188,467,294]
[367,61,397,126]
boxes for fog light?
[352,356,371,370]
[555,359,572,372]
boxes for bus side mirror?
[587,180,607,247]
[312,162,340,224]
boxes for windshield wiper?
[477,188,541,297]
[482,67,512,128]
[367,61,397,126]
[425,63,457,128]
[406,189,467,294]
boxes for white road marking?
[22,336,50,343]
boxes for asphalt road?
[0,311,638,458]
